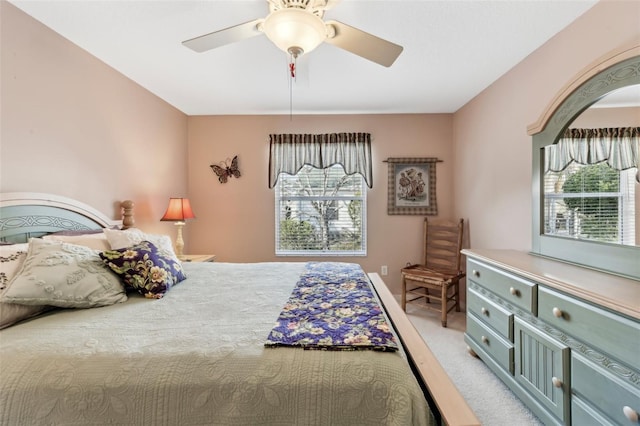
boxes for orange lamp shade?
[161,198,196,222]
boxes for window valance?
[268,133,373,188]
[544,127,639,176]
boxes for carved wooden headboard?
[0,192,134,243]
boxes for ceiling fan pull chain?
[288,50,297,80]
[288,53,294,120]
[289,62,296,79]
[287,49,299,120]
[289,82,293,120]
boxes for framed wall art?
[386,157,439,215]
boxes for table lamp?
[160,198,195,258]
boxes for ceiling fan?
[182,0,403,67]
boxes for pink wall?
[571,106,640,127]
[2,0,639,295]
[0,2,188,233]
[1,2,456,293]
[187,114,455,292]
[453,0,640,252]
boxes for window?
[269,132,372,256]
[542,127,638,247]
[544,163,636,245]
[275,164,366,256]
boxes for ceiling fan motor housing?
[269,0,329,17]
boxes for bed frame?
[0,192,134,242]
[0,191,479,426]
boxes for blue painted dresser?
[462,249,639,426]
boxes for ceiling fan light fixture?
[262,8,327,55]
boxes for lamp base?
[174,221,185,258]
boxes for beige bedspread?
[0,262,433,425]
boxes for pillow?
[1,238,127,309]
[0,244,29,290]
[43,232,111,251]
[103,228,179,261]
[100,241,186,299]
[0,244,50,329]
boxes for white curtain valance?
[268,133,373,188]
[545,127,639,177]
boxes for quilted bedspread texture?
[0,262,434,425]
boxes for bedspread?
[0,262,434,426]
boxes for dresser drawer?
[572,397,613,426]
[538,286,640,369]
[467,258,537,314]
[467,313,514,374]
[572,352,640,425]
[467,286,513,340]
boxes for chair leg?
[401,276,407,311]
[454,279,460,312]
[440,284,447,327]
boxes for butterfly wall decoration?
[210,155,241,184]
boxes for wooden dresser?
[462,249,639,426]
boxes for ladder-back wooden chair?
[401,218,465,327]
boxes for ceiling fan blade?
[182,19,264,53]
[324,20,403,67]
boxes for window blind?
[275,164,366,256]
[544,163,636,245]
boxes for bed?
[0,192,478,426]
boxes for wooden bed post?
[121,200,135,229]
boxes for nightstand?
[180,254,216,263]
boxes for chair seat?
[402,264,462,285]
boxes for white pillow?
[43,232,110,251]
[0,244,50,329]
[1,239,127,309]
[103,228,178,260]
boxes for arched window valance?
[544,127,639,178]
[268,132,373,188]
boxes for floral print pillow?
[100,241,186,299]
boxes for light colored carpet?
[406,306,544,426]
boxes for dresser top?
[462,249,640,320]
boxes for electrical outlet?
[381,265,388,276]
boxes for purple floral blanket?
[265,262,398,351]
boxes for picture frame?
[386,157,439,215]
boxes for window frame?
[274,165,367,257]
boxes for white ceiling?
[9,0,599,116]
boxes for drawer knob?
[481,307,489,316]
[481,335,489,345]
[623,406,639,422]
[552,307,563,318]
[473,270,480,277]
[551,377,563,388]
[509,287,519,296]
